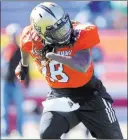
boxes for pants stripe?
[102,98,116,123]
[105,108,113,123]
[107,102,116,122]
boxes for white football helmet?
[30,2,72,45]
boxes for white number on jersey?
[42,61,69,82]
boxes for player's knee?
[40,112,69,139]
[40,112,55,139]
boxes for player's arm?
[20,49,29,66]
[15,26,30,82]
[46,49,91,73]
[15,49,29,82]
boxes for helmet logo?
[37,5,56,19]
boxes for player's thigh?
[40,111,69,139]
[78,95,123,139]
[98,97,123,139]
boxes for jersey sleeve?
[74,24,100,52]
[20,25,43,54]
[20,25,33,53]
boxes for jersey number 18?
[42,61,69,82]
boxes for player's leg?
[1,80,7,136]
[13,83,24,136]
[77,94,123,139]
[40,111,69,139]
[40,110,80,139]
[3,82,12,135]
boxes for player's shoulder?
[73,22,98,35]
[20,25,32,44]
[72,22,100,51]
[22,25,32,35]
[20,25,32,45]
[20,25,42,52]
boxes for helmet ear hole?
[50,3,55,7]
[39,14,42,18]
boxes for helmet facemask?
[43,14,73,47]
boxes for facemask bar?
[44,14,72,45]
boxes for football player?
[15,2,123,139]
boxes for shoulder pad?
[20,25,42,53]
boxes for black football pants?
[40,94,123,139]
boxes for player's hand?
[46,52,57,59]
[46,52,71,61]
[15,61,28,82]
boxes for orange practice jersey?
[20,23,100,88]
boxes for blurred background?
[1,1,127,139]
